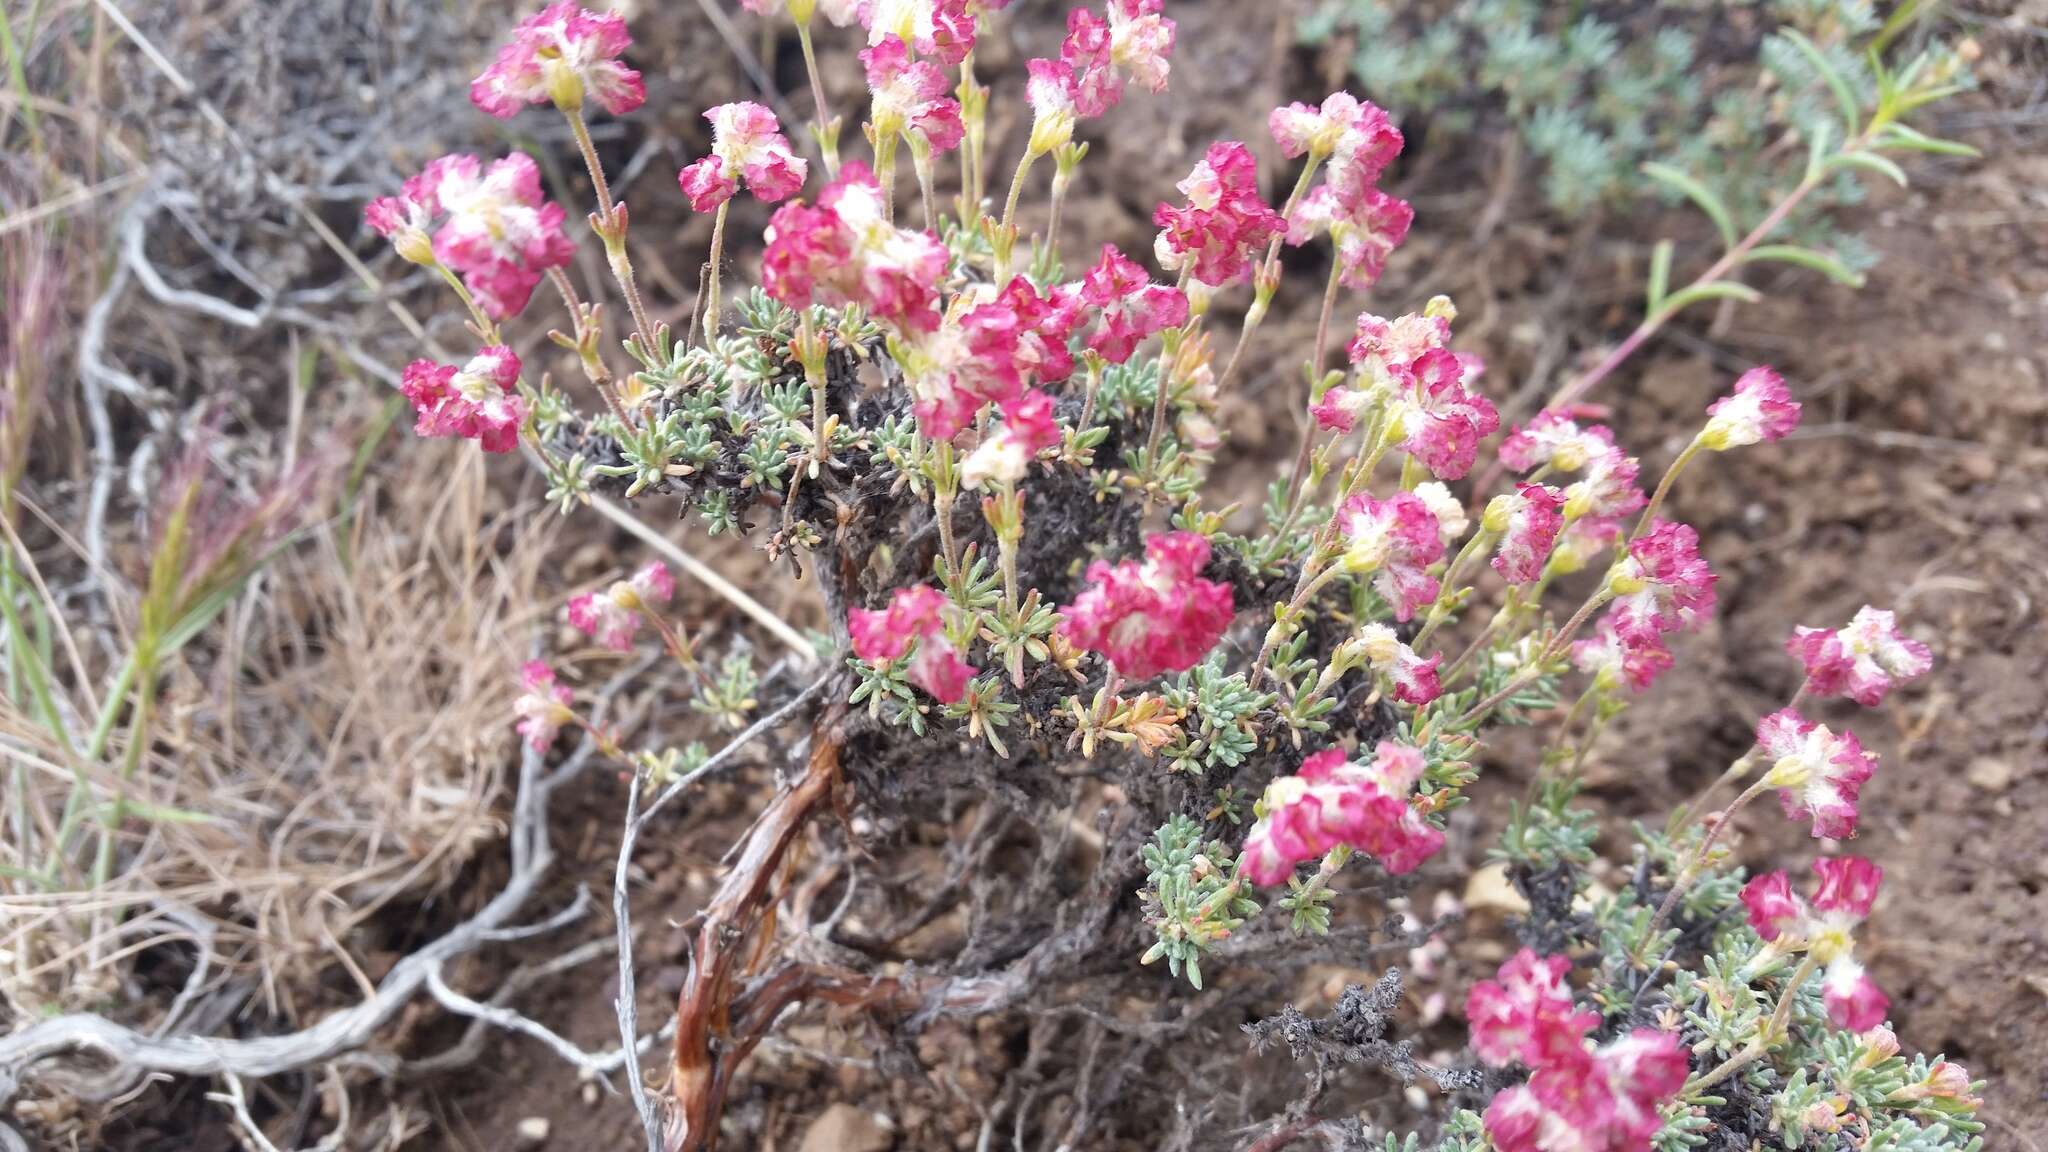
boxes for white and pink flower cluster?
[1058,531,1234,681]
[850,584,978,703]
[1153,141,1285,288]
[1466,950,1689,1152]
[1239,742,1444,886]
[1756,708,1879,839]
[566,561,676,652]
[1025,0,1177,146]
[1337,490,1446,622]
[1740,856,1890,1032]
[1319,309,1499,482]
[1787,606,1933,707]
[513,661,576,751]
[364,153,577,320]
[678,103,808,213]
[1272,92,1411,288]
[763,161,952,339]
[471,2,645,118]
[400,347,526,454]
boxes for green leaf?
[1876,123,1980,158]
[1780,29,1861,140]
[1645,239,1674,311]
[1825,149,1909,186]
[1653,280,1763,320]
[1642,162,1737,250]
[1739,245,1867,287]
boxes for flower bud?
[393,226,437,267]
[788,0,817,23]
[1423,294,1457,322]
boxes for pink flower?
[471,3,645,118]
[400,347,527,453]
[1352,623,1441,706]
[513,661,576,751]
[761,162,949,338]
[962,276,1083,394]
[1499,411,1622,474]
[1701,366,1801,450]
[1606,520,1716,643]
[861,0,976,66]
[1570,618,1674,693]
[566,560,675,652]
[849,584,978,703]
[1811,855,1884,920]
[1786,606,1933,707]
[369,154,576,320]
[1337,491,1444,621]
[1395,347,1499,480]
[1284,184,1413,289]
[1152,142,1284,286]
[1480,1025,1688,1152]
[1465,949,1594,1067]
[1240,742,1444,886]
[1077,244,1190,363]
[1348,309,1450,376]
[1058,531,1234,679]
[1489,483,1564,585]
[1058,9,1121,117]
[1739,870,1807,942]
[1756,708,1877,839]
[1269,91,1403,200]
[677,102,808,212]
[1025,57,1081,152]
[1740,858,1888,1030]
[1105,0,1176,94]
[1823,958,1889,1032]
[961,390,1061,488]
[1561,444,1647,524]
[862,35,965,154]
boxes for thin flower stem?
[566,108,617,224]
[1632,438,1704,540]
[1457,589,1610,725]
[1547,168,1832,413]
[1214,154,1322,396]
[702,199,730,345]
[434,264,499,342]
[796,21,838,177]
[1685,682,1809,817]
[567,107,657,356]
[874,132,899,222]
[1685,952,1821,1096]
[1412,526,1499,649]
[1646,774,1773,944]
[1440,592,1517,686]
[1279,259,1347,514]
[912,143,937,233]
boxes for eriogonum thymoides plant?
[364,5,1985,1150]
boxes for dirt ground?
[19,0,2047,1148]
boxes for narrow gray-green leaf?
[1825,150,1909,187]
[1646,239,1674,311]
[1781,29,1861,140]
[1642,162,1737,250]
[1655,280,1764,319]
[1739,244,1867,287]
[1877,123,1981,158]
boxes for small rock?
[516,1117,550,1145]
[1959,453,1998,483]
[1966,757,2014,793]
[799,1103,894,1152]
[1463,862,1531,916]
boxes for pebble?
[516,1118,550,1145]
[1966,757,2014,793]
[798,1103,894,1152]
